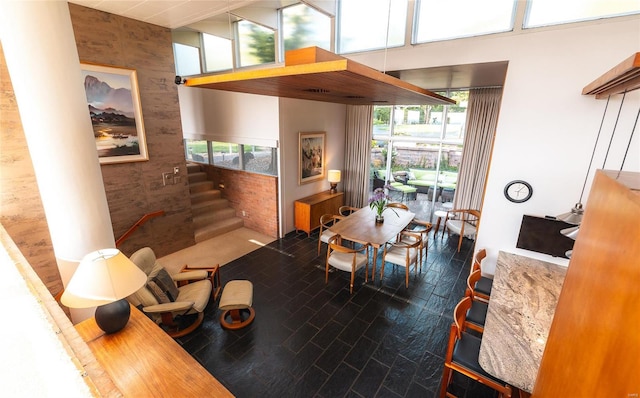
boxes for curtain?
[454,88,503,211]
[344,105,373,208]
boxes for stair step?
[188,171,208,184]
[190,190,222,205]
[186,163,202,174]
[191,198,230,216]
[190,180,215,194]
[193,207,236,229]
[195,217,245,243]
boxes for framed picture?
[80,63,148,164]
[299,131,326,185]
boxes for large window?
[524,0,640,28]
[338,0,407,54]
[414,0,516,43]
[203,33,233,72]
[173,43,201,76]
[282,3,331,52]
[371,91,468,215]
[236,20,275,67]
[185,139,278,177]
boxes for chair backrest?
[387,202,409,211]
[467,269,482,298]
[320,213,342,228]
[472,248,487,273]
[128,247,164,307]
[453,296,473,339]
[339,205,359,216]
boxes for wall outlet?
[242,210,248,217]
[173,166,179,174]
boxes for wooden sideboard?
[294,191,343,236]
[75,305,233,397]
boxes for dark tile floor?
[176,228,498,398]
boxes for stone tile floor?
[175,228,498,398]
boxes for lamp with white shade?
[61,248,147,334]
[328,170,341,193]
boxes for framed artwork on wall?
[299,131,326,185]
[80,63,149,164]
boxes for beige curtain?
[344,105,373,208]
[454,87,503,210]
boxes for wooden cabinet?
[295,191,343,236]
[533,171,640,396]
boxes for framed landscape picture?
[80,63,148,164]
[299,131,325,185]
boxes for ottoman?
[218,280,255,330]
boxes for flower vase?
[375,214,384,224]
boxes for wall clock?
[504,180,533,203]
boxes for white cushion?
[446,220,477,237]
[384,246,418,266]
[328,251,368,272]
[321,229,337,244]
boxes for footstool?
[219,280,255,330]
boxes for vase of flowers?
[369,187,397,224]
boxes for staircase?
[187,163,244,242]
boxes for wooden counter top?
[75,305,234,397]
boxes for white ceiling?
[68,0,507,90]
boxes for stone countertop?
[478,251,567,393]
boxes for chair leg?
[457,234,463,252]
[439,365,453,398]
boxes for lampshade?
[328,170,341,183]
[556,202,584,225]
[61,248,147,309]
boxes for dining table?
[478,251,567,394]
[328,206,415,281]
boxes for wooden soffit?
[184,47,456,106]
[583,52,640,98]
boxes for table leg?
[371,246,378,282]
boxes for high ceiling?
[69,0,507,91]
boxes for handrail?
[115,210,165,247]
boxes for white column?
[0,2,115,321]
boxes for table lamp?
[328,170,341,193]
[61,248,147,334]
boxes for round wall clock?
[504,180,533,203]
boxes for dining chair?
[317,214,344,256]
[470,248,492,302]
[441,209,481,252]
[338,205,360,216]
[465,269,489,333]
[325,234,370,294]
[439,296,513,398]
[381,231,422,288]
[404,218,432,267]
[386,202,409,211]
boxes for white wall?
[350,17,640,273]
[279,98,346,235]
[178,86,280,147]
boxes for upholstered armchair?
[128,247,212,338]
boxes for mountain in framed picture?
[81,63,149,164]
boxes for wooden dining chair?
[465,269,489,333]
[381,231,422,288]
[404,218,432,267]
[470,248,492,302]
[439,296,513,398]
[338,205,360,216]
[317,214,344,256]
[441,209,481,252]
[386,202,409,211]
[325,234,370,294]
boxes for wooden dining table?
[478,251,567,394]
[328,206,415,281]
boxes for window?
[282,3,331,52]
[524,0,640,28]
[236,20,275,67]
[184,139,278,176]
[338,0,407,54]
[203,33,233,72]
[173,43,201,76]
[371,91,469,216]
[414,0,516,43]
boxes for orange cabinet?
[294,191,343,236]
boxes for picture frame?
[80,63,148,164]
[299,131,326,185]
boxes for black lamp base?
[329,183,338,194]
[95,298,131,334]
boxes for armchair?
[128,247,212,338]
